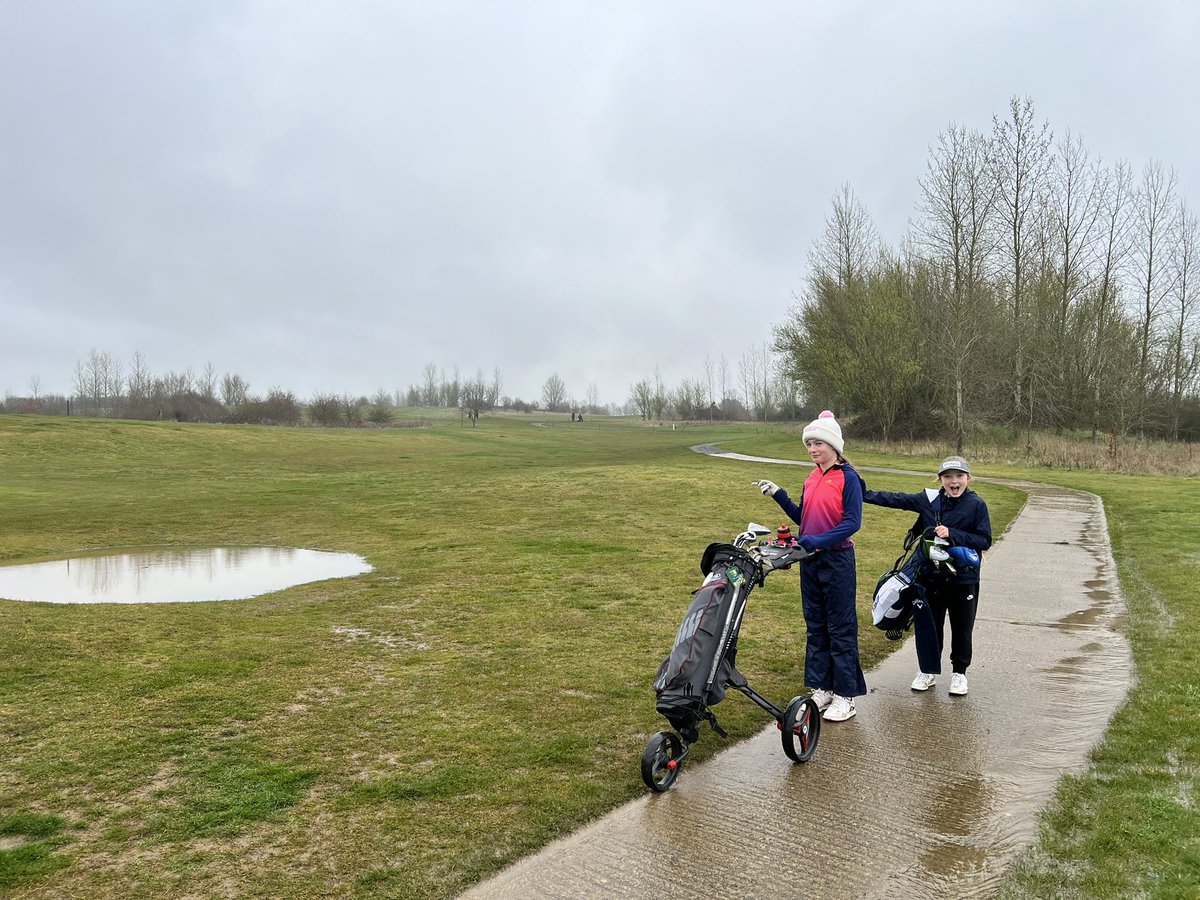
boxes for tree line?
[776,96,1200,447]
[5,347,812,425]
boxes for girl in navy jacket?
[864,456,992,696]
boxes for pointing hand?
[754,479,780,497]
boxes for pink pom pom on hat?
[802,409,844,454]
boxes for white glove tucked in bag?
[754,479,780,497]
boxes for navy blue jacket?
[864,487,992,584]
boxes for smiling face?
[805,438,838,469]
[939,469,970,497]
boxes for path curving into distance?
[462,446,1132,899]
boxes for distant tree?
[650,368,668,421]
[673,378,707,420]
[341,395,364,426]
[128,352,153,411]
[262,389,301,425]
[367,404,393,424]
[442,367,461,409]
[489,367,503,409]
[630,378,653,420]
[221,372,249,408]
[421,363,440,406]
[308,394,343,426]
[542,373,567,411]
[461,369,490,425]
[199,362,218,401]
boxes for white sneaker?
[911,672,937,692]
[809,689,834,710]
[949,673,968,695]
[823,695,856,721]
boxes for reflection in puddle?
[0,547,372,604]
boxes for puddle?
[0,547,372,604]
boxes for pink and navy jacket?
[770,462,864,551]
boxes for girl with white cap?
[755,410,867,722]
[863,456,992,696]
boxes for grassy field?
[0,413,1189,897]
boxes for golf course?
[1,413,1196,898]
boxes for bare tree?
[629,379,653,420]
[461,369,491,424]
[702,355,715,417]
[541,373,567,411]
[489,367,503,409]
[28,374,41,401]
[128,352,153,410]
[811,183,879,289]
[1042,129,1104,431]
[718,354,731,418]
[650,368,668,421]
[1086,160,1134,438]
[991,95,1054,427]
[1131,160,1181,396]
[442,366,461,409]
[221,372,250,407]
[914,123,1000,449]
[421,363,439,407]
[199,362,218,401]
[1165,202,1200,439]
[585,382,599,414]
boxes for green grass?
[0,412,1190,897]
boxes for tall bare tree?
[914,123,999,449]
[1165,202,1200,439]
[811,183,879,289]
[1086,160,1134,437]
[421,362,439,407]
[991,95,1053,428]
[1131,160,1181,399]
[1046,129,1103,430]
[541,373,566,411]
[629,378,653,420]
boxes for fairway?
[0,413,1034,897]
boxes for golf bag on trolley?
[652,541,764,742]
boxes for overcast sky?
[3,1,1197,406]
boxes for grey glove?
[754,479,780,497]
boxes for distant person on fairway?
[754,410,866,722]
[864,456,992,696]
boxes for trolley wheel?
[641,730,684,792]
[781,696,821,763]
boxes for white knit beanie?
[802,410,844,455]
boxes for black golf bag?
[652,541,764,742]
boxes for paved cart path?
[462,453,1131,899]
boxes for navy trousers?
[913,579,979,675]
[800,549,866,698]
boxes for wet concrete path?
[462,454,1132,898]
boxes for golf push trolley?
[641,522,822,793]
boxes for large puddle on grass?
[0,547,372,604]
